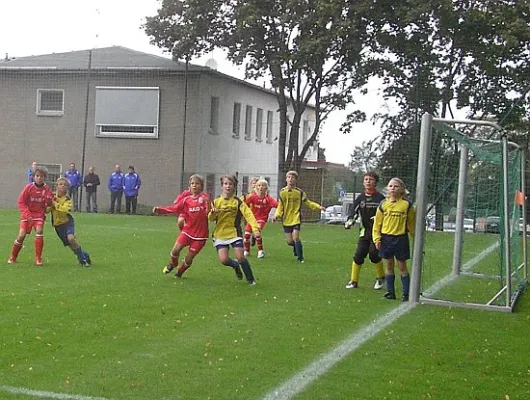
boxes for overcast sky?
[0,0,384,165]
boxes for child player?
[273,170,325,263]
[243,178,278,258]
[153,175,210,278]
[344,171,386,290]
[49,178,91,267]
[372,177,416,301]
[209,174,261,285]
[8,165,54,266]
[241,176,259,247]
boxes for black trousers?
[109,190,123,213]
[125,195,138,214]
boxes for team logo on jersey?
[360,200,366,208]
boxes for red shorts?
[245,220,266,233]
[176,233,207,253]
[20,218,44,234]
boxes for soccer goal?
[410,113,528,312]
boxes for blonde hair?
[388,177,410,197]
[189,174,205,190]
[286,170,299,179]
[220,174,238,186]
[250,176,260,185]
[56,177,69,187]
[256,178,269,189]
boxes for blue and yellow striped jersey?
[49,194,73,227]
[209,195,260,239]
[274,186,321,226]
[372,198,415,243]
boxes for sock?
[224,258,239,268]
[256,236,263,251]
[385,274,395,294]
[72,247,84,262]
[10,240,23,260]
[35,234,44,260]
[289,242,297,256]
[239,259,255,282]
[169,251,178,267]
[375,262,385,279]
[243,231,251,252]
[401,274,410,296]
[177,262,191,276]
[294,240,303,260]
[351,262,361,282]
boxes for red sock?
[256,237,263,251]
[243,231,251,252]
[177,262,191,276]
[169,252,178,267]
[11,240,23,260]
[35,235,44,260]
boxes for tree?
[348,138,380,173]
[143,0,374,175]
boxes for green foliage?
[143,0,375,174]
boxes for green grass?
[0,210,528,400]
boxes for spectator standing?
[108,164,124,214]
[83,166,100,213]
[64,163,82,212]
[124,166,141,215]
[27,161,37,183]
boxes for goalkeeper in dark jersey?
[344,171,386,289]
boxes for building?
[0,46,316,210]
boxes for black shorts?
[379,234,410,261]
[353,236,381,265]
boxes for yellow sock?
[350,262,361,282]
[375,261,385,279]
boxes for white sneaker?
[374,278,384,290]
[244,250,250,257]
[257,250,265,259]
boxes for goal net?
[410,114,528,312]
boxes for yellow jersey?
[372,198,415,243]
[209,195,260,239]
[49,194,73,227]
[274,186,322,226]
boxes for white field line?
[0,385,109,400]
[262,242,499,400]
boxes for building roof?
[0,46,315,107]
[0,46,205,71]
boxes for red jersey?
[245,193,278,223]
[157,193,210,240]
[18,183,54,220]
[173,189,191,204]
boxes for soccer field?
[1,210,529,400]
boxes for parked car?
[443,218,475,233]
[485,216,500,233]
[321,205,346,224]
[518,218,530,235]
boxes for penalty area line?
[0,385,109,400]
[262,242,499,400]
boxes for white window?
[37,89,64,116]
[41,163,62,191]
[94,87,160,138]
[245,105,253,140]
[232,102,241,137]
[302,120,309,144]
[266,110,273,143]
[210,96,220,134]
[256,108,263,141]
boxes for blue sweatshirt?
[65,169,82,189]
[108,172,124,192]
[123,172,141,196]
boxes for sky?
[0,0,384,166]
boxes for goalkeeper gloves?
[344,219,355,229]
